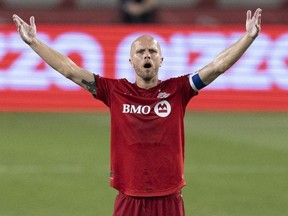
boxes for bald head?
[130,35,162,58]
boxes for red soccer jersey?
[94,74,197,197]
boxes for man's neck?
[135,77,159,90]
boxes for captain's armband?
[188,72,206,91]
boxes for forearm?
[13,14,95,93]
[214,33,255,73]
[30,37,78,79]
[199,33,256,85]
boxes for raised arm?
[12,14,96,94]
[198,8,262,86]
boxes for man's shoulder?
[95,74,131,85]
[161,74,190,85]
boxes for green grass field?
[0,112,287,216]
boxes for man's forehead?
[132,35,159,48]
[134,40,158,48]
[130,35,162,56]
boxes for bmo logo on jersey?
[154,101,171,117]
[122,100,171,117]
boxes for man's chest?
[110,84,181,118]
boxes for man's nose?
[144,51,151,59]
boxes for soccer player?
[13,8,262,216]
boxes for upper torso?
[94,74,197,196]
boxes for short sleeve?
[93,74,118,107]
[181,74,198,106]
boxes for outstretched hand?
[246,8,262,39]
[12,14,36,45]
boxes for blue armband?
[189,72,206,91]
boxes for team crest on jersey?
[154,100,171,117]
[157,92,170,99]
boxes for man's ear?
[129,59,134,68]
[160,57,164,67]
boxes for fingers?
[245,8,262,38]
[247,8,262,22]
[254,8,262,16]
[12,14,25,24]
[12,14,28,32]
[253,8,262,30]
[12,14,22,27]
[12,14,36,34]
[257,14,261,27]
[30,16,36,28]
[246,10,251,21]
[253,8,262,21]
[256,9,262,25]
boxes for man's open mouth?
[143,63,152,68]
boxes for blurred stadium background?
[0,0,288,216]
[0,0,288,24]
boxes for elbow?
[58,62,78,79]
[203,61,230,84]
[58,67,72,79]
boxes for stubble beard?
[139,68,157,82]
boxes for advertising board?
[0,25,287,111]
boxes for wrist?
[29,37,39,47]
[245,32,257,41]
